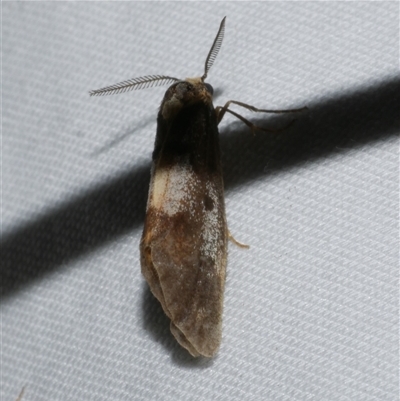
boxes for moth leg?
[215,100,307,135]
[220,108,294,135]
[228,230,250,249]
[216,100,307,122]
[14,387,25,401]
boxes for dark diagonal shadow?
[1,76,399,300]
[0,165,150,299]
[221,76,400,189]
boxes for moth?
[90,17,305,357]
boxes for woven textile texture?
[2,3,398,401]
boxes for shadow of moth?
[90,17,306,357]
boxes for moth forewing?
[140,80,227,357]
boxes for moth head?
[160,78,214,120]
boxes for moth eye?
[204,83,214,95]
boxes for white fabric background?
[2,2,398,401]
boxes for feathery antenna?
[89,75,179,97]
[202,17,226,81]
[90,17,226,96]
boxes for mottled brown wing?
[140,99,227,357]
